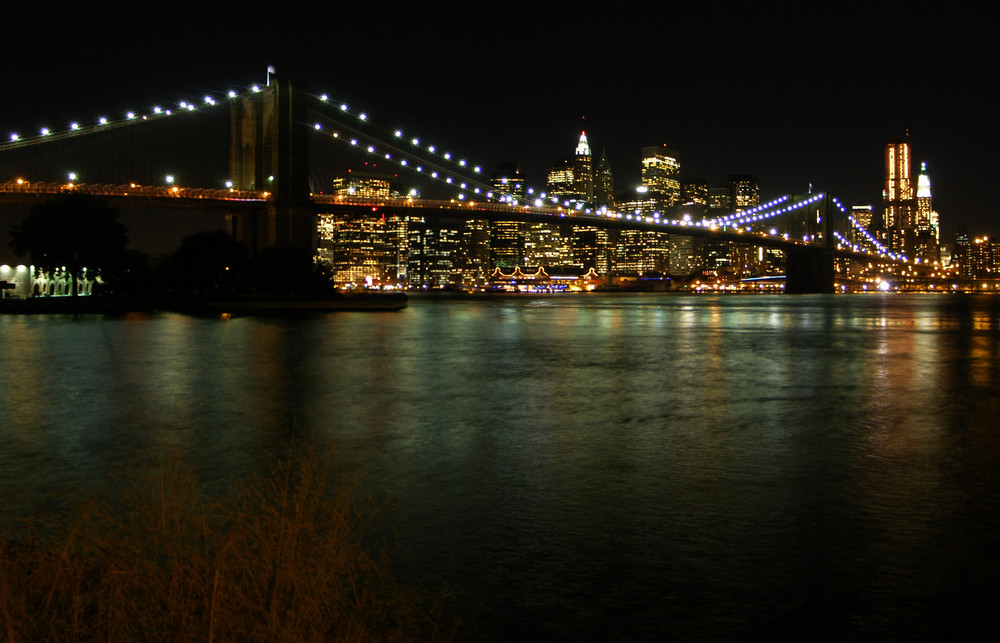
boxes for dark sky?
[2,4,996,255]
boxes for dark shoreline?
[0,292,408,315]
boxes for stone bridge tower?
[228,78,314,253]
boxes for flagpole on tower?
[267,65,276,86]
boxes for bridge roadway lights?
[784,246,835,294]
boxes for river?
[2,293,999,641]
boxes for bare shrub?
[0,449,457,642]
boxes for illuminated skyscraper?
[883,137,915,254]
[851,205,874,246]
[574,132,593,203]
[491,163,526,269]
[728,175,760,212]
[681,179,709,207]
[915,162,940,262]
[547,158,576,200]
[547,132,595,204]
[852,205,874,230]
[641,144,681,206]
[318,211,397,286]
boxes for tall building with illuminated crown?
[915,161,940,262]
[573,132,594,203]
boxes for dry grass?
[0,450,457,642]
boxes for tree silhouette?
[166,230,249,298]
[9,193,129,297]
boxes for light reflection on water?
[2,294,1000,641]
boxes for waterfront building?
[524,222,572,269]
[617,228,671,276]
[0,264,95,297]
[491,223,525,270]
[406,219,465,287]
[572,225,616,274]
[462,219,492,286]
[669,235,703,276]
[318,211,398,286]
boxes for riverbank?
[0,292,408,314]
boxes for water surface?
[2,293,999,641]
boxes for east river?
[2,293,999,641]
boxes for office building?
[915,162,941,262]
[883,137,915,254]
[641,144,681,207]
[729,175,760,212]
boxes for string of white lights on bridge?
[1,78,904,262]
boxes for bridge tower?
[784,193,836,294]
[228,78,314,253]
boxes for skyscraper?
[491,163,526,269]
[640,144,681,207]
[681,179,709,207]
[883,136,915,253]
[851,205,874,245]
[728,175,760,212]
[574,132,594,203]
[593,147,615,208]
[546,158,576,200]
[915,162,941,262]
[491,162,526,204]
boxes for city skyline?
[1,5,995,247]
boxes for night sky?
[2,5,996,255]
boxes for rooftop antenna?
[266,65,276,86]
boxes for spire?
[576,132,591,157]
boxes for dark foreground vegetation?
[0,451,458,642]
